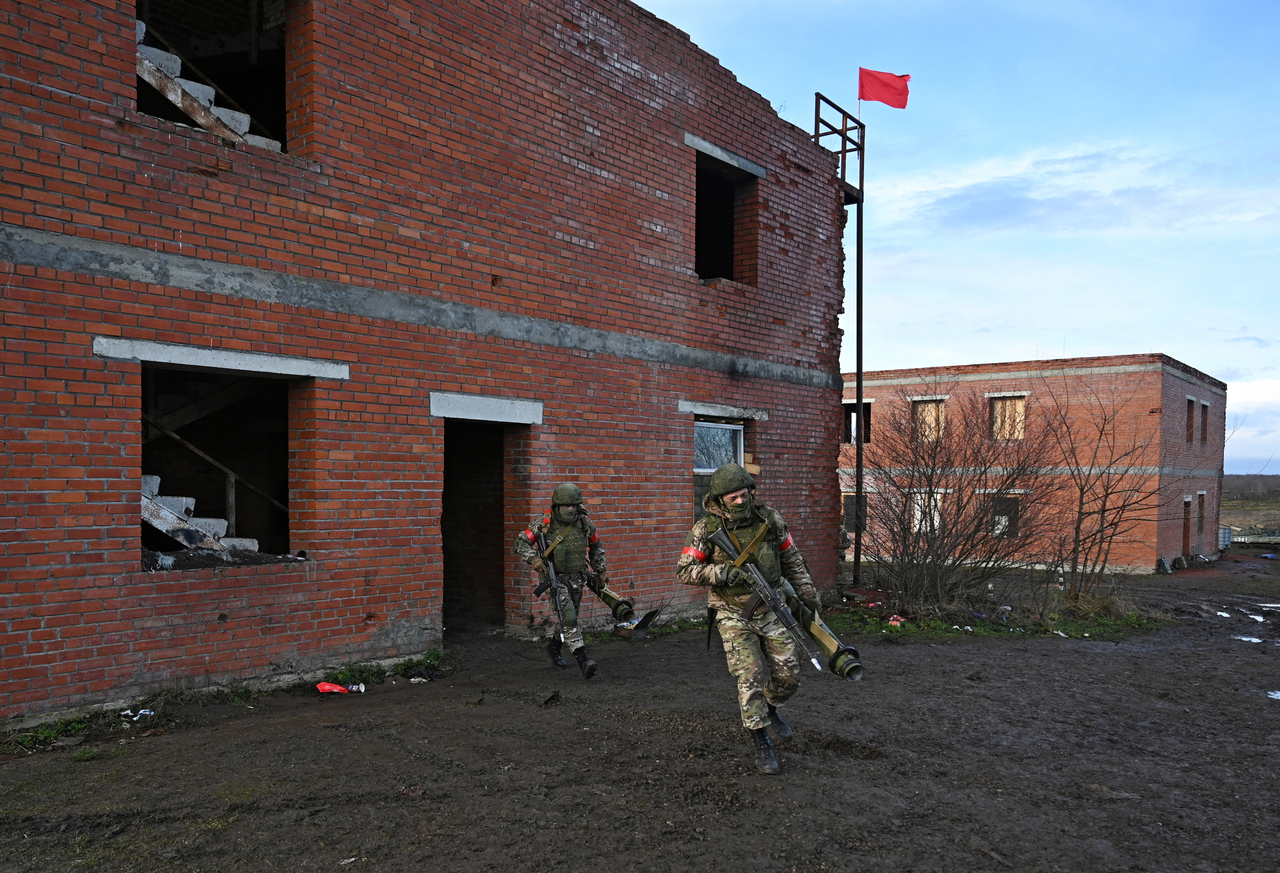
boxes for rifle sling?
[725,523,770,620]
[540,527,571,561]
[726,523,769,569]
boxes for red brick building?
[839,354,1227,573]
[0,0,849,719]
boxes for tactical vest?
[548,518,590,574]
[705,510,781,585]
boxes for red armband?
[682,546,707,562]
[779,533,794,551]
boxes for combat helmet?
[707,463,755,499]
[551,483,584,505]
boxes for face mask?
[723,494,753,519]
[555,505,580,523]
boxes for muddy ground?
[3,552,1279,873]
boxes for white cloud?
[871,143,1280,237]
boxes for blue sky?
[638,0,1279,475]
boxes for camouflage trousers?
[552,571,631,651]
[716,606,801,730]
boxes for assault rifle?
[708,528,824,672]
[532,531,566,642]
[707,528,864,681]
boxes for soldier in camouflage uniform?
[676,463,823,775]
[515,483,637,678]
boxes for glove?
[798,584,821,617]
[596,571,609,588]
[530,557,547,576]
[717,564,748,589]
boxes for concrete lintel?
[678,399,769,421]
[430,391,543,425]
[93,337,350,379]
[683,132,767,179]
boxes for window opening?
[1197,493,1205,535]
[695,153,759,284]
[913,399,945,442]
[842,492,867,535]
[136,0,287,151]
[693,420,744,519]
[1185,398,1195,443]
[990,395,1025,440]
[843,401,871,444]
[1200,402,1209,445]
[992,495,1020,538]
[141,365,290,567]
[909,490,942,534]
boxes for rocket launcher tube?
[775,579,864,682]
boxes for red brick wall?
[839,355,1226,572]
[0,0,847,718]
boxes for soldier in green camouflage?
[676,463,823,775]
[515,483,637,678]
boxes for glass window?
[693,421,743,473]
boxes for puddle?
[1232,636,1263,643]
[1269,692,1280,701]
[1217,611,1232,617]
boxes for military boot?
[767,703,794,741]
[750,727,779,775]
[546,638,568,669]
[573,647,597,679]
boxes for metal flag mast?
[813,93,866,592]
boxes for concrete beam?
[3,224,837,391]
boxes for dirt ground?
[3,552,1279,873]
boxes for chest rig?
[544,517,590,574]
[705,510,781,587]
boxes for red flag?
[859,68,910,108]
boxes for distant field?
[1220,473,1280,529]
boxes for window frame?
[911,396,947,443]
[693,420,745,474]
[987,392,1027,441]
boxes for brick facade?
[839,354,1227,573]
[0,0,848,718]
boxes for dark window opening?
[695,153,759,284]
[141,365,290,565]
[992,495,1020,538]
[136,0,288,151]
[1197,493,1205,535]
[843,402,871,444]
[1185,398,1195,443]
[842,493,867,535]
[1200,403,1209,445]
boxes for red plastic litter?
[316,682,349,693]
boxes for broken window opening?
[135,0,288,152]
[141,365,291,566]
[695,153,759,285]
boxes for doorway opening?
[441,420,507,628]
